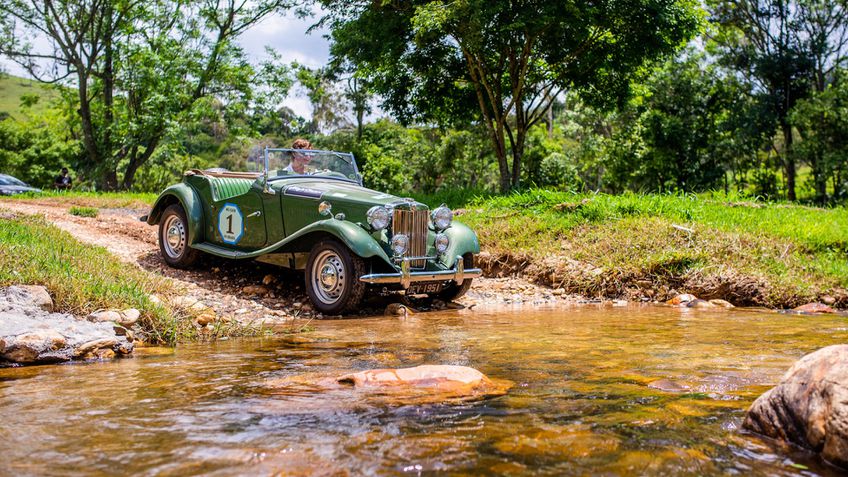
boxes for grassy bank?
[429,190,847,308]
[4,189,846,308]
[0,211,194,344]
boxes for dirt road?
[1,200,576,326]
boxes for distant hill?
[0,74,61,121]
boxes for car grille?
[392,208,429,268]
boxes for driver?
[284,138,313,174]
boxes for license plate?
[407,282,445,295]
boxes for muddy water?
[1,305,846,476]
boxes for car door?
[209,179,267,249]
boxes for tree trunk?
[76,70,99,178]
[102,3,114,176]
[511,127,526,188]
[782,122,796,201]
[492,125,511,193]
[121,136,161,190]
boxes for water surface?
[1,305,846,476]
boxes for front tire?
[159,204,200,269]
[305,239,366,315]
[437,253,475,302]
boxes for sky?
[235,10,331,117]
[1,10,331,118]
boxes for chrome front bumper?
[359,255,482,288]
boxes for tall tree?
[321,0,701,192]
[0,0,293,189]
[294,64,349,134]
[711,0,848,200]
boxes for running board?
[191,242,257,259]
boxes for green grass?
[0,211,194,344]
[69,206,99,217]
[4,190,157,209]
[422,189,847,307]
[0,74,60,121]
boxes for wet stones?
[0,286,134,365]
[647,379,691,393]
[667,293,735,309]
[793,302,835,314]
[743,345,848,469]
[6,285,54,312]
[87,308,140,326]
[668,294,697,305]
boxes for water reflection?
[0,304,845,476]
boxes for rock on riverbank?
[743,345,848,469]
[0,286,133,365]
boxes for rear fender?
[146,183,204,245]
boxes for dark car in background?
[0,174,41,196]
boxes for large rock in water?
[339,364,487,387]
[743,345,848,468]
[337,365,512,403]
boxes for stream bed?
[1,304,846,476]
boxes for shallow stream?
[1,305,846,476]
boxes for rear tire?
[305,239,366,315]
[158,204,200,269]
[437,253,475,302]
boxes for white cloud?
[238,10,330,117]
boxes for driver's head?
[291,138,313,172]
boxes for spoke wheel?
[158,204,200,269]
[162,214,187,259]
[310,250,347,305]
[305,239,366,315]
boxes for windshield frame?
[262,147,362,186]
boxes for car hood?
[272,178,426,209]
[0,185,41,195]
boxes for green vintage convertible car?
[145,148,482,314]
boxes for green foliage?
[0,112,82,188]
[0,1,295,190]
[323,0,702,190]
[0,74,59,121]
[538,153,581,191]
[68,206,98,218]
[790,77,848,203]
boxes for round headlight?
[391,234,409,256]
[434,233,449,254]
[431,205,453,230]
[367,206,390,230]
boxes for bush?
[69,206,98,217]
[538,153,581,191]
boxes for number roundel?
[217,202,244,245]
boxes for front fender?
[440,221,480,268]
[271,219,395,268]
[146,183,204,245]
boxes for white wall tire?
[305,239,366,315]
[158,204,200,268]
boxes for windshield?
[0,175,26,186]
[265,149,359,184]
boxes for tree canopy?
[321,0,702,191]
